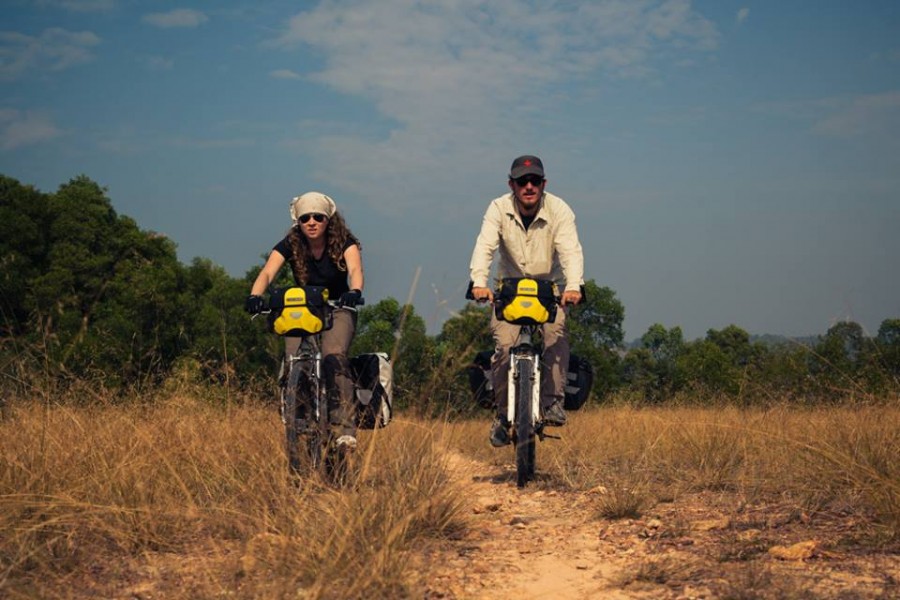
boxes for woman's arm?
[344,243,364,292]
[250,249,287,296]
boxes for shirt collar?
[506,192,546,222]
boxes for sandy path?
[421,451,900,600]
[423,452,641,599]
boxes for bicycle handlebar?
[261,298,365,311]
[251,295,365,319]
[465,280,565,306]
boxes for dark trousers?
[284,308,357,436]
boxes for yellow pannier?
[496,278,558,325]
[268,286,331,336]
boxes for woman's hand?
[339,289,363,308]
[244,295,265,314]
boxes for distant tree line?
[2,175,898,409]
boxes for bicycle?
[467,278,561,488]
[257,285,364,483]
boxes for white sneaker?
[335,434,357,449]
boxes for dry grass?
[4,390,899,598]
[0,393,466,599]
[447,402,900,542]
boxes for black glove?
[244,294,265,315]
[339,289,362,308]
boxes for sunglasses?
[514,175,544,187]
[298,213,327,224]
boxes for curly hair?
[287,211,360,285]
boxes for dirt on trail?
[419,452,900,600]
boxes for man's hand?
[471,286,494,303]
[561,290,582,306]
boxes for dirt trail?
[421,451,900,600]
[423,452,644,599]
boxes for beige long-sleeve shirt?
[469,191,584,292]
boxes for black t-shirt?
[273,236,358,298]
[521,213,536,230]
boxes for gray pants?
[284,308,357,436]
[490,307,569,414]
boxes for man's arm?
[554,204,584,305]
[469,201,502,301]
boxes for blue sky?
[2,0,898,341]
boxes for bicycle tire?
[284,364,305,474]
[515,356,536,488]
[307,369,327,472]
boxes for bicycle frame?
[283,328,329,474]
[465,279,559,488]
[261,291,364,482]
[506,324,542,431]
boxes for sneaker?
[542,400,567,427]
[489,416,511,447]
[335,434,357,449]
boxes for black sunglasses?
[514,175,544,187]
[299,213,327,224]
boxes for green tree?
[812,321,866,396]
[0,176,52,336]
[432,303,493,415]
[179,259,275,385]
[566,280,625,399]
[14,176,191,384]
[876,319,900,379]
[678,324,767,399]
[678,339,741,397]
[622,324,685,401]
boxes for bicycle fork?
[284,342,324,425]
[507,348,540,428]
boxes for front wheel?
[515,356,536,488]
[306,372,328,471]
[284,366,305,474]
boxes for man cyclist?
[469,155,584,447]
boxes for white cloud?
[0,28,100,80]
[145,55,174,71]
[142,9,209,29]
[0,109,63,150]
[813,91,900,138]
[36,0,116,11]
[270,69,302,80]
[168,135,256,149]
[737,8,750,24]
[269,0,719,212]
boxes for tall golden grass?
[448,402,900,540]
[3,388,898,598]
[0,393,465,599]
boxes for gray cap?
[509,155,544,179]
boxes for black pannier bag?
[350,352,393,429]
[466,350,494,409]
[564,354,594,411]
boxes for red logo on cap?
[523,159,532,166]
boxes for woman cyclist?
[245,191,364,448]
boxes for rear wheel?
[515,357,535,488]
